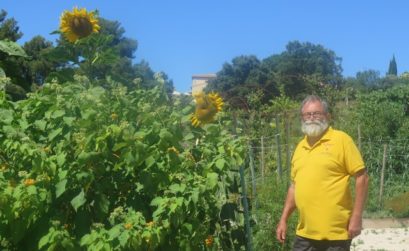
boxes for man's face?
[301,101,329,137]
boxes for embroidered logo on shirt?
[321,142,334,154]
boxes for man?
[276,95,369,251]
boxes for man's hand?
[348,215,362,239]
[276,184,296,244]
[276,220,287,243]
[349,169,369,239]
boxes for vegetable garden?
[0,6,409,251]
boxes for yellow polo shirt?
[291,127,365,240]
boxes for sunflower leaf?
[0,40,28,58]
[71,190,86,212]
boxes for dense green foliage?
[1,6,409,250]
[0,79,247,250]
[0,10,23,42]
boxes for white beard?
[301,119,329,137]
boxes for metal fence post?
[248,147,258,209]
[239,164,253,251]
[260,136,265,179]
[275,115,282,179]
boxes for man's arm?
[276,183,296,243]
[348,168,369,239]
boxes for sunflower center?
[196,104,217,121]
[70,17,94,38]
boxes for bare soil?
[351,218,409,251]
[362,218,409,228]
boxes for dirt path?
[351,218,409,251]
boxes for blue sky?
[2,1,409,92]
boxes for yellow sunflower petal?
[60,7,100,43]
[190,92,223,127]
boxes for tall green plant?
[0,78,247,250]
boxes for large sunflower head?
[60,7,100,43]
[191,92,224,127]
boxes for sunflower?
[191,92,224,127]
[60,7,100,43]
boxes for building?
[191,74,216,94]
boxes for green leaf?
[112,142,128,151]
[159,129,173,141]
[71,190,86,212]
[81,109,97,120]
[0,67,5,78]
[0,40,28,57]
[27,185,37,195]
[34,120,47,130]
[55,179,67,198]
[182,106,192,114]
[191,190,199,204]
[145,156,156,168]
[184,133,194,141]
[48,128,63,141]
[96,193,110,215]
[77,151,101,164]
[51,110,66,118]
[80,234,91,246]
[205,124,219,134]
[56,153,66,167]
[38,232,51,249]
[108,225,122,239]
[134,130,147,139]
[63,117,76,126]
[169,183,186,193]
[182,223,193,233]
[181,114,192,124]
[58,170,68,179]
[206,172,219,189]
[150,196,164,206]
[118,232,129,247]
[60,238,75,249]
[0,109,13,124]
[215,159,226,170]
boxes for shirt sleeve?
[344,137,365,175]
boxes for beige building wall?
[191,74,216,94]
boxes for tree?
[207,41,343,107]
[0,10,23,41]
[387,54,397,76]
[355,69,381,89]
[272,41,343,98]
[205,55,275,108]
[19,36,57,86]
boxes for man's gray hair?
[300,95,329,114]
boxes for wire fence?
[230,119,409,250]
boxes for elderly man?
[276,95,369,251]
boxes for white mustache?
[304,120,322,125]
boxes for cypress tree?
[388,55,397,76]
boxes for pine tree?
[388,55,397,76]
